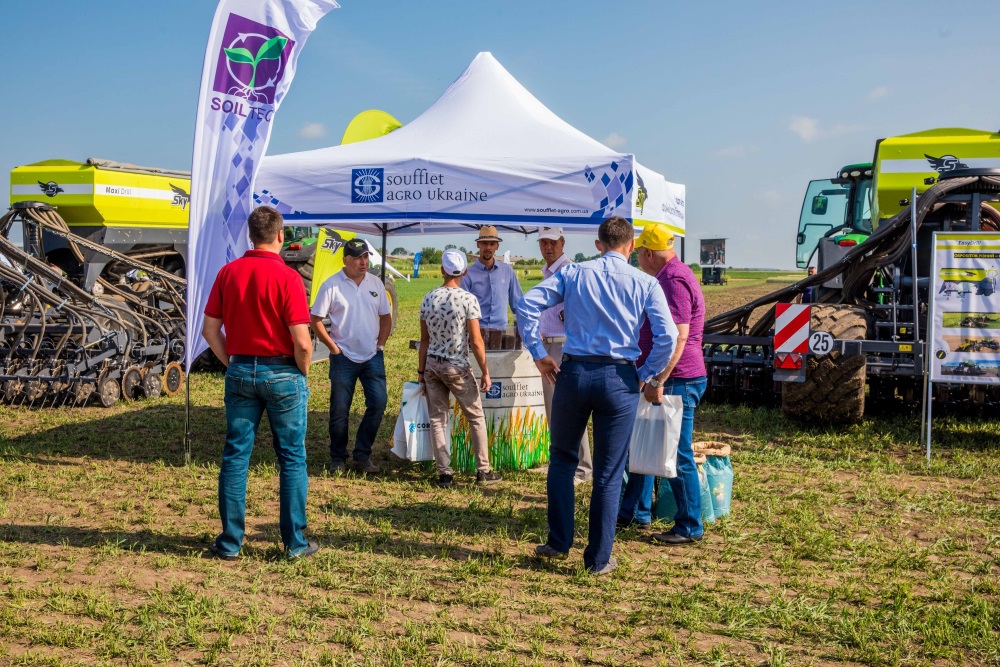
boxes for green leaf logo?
[224,35,289,90]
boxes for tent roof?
[255,52,684,236]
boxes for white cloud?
[298,122,327,139]
[713,144,757,159]
[755,189,783,206]
[789,115,821,142]
[602,132,627,149]
[867,85,889,101]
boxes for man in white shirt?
[537,227,593,484]
[311,239,392,474]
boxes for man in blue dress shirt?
[461,226,524,344]
[516,216,677,575]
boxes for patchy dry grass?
[0,273,998,666]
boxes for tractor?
[703,127,1000,422]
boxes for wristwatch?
[648,378,663,388]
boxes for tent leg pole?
[184,369,192,466]
[380,227,387,283]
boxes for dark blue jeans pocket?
[224,373,253,406]
[264,375,303,411]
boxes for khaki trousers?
[424,356,491,476]
[543,338,593,482]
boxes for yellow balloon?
[341,109,403,145]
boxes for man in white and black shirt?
[418,249,501,488]
[311,239,392,474]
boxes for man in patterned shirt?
[418,249,502,488]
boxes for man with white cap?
[311,238,392,475]
[537,227,593,485]
[460,225,523,345]
[418,249,502,488]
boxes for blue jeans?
[329,351,387,464]
[548,361,640,571]
[620,376,707,538]
[217,361,310,557]
[618,468,655,525]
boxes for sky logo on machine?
[37,180,63,197]
[352,168,384,203]
[169,184,190,209]
[212,14,294,105]
[926,154,969,173]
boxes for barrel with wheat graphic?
[450,349,550,471]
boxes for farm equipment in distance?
[703,127,1000,422]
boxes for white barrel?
[448,348,550,471]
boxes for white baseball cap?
[538,227,564,241]
[441,248,468,276]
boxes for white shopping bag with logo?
[391,382,440,462]
[628,394,683,478]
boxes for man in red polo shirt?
[202,205,318,561]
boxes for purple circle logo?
[212,14,295,105]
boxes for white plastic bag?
[391,382,443,462]
[628,394,683,478]
[391,382,422,459]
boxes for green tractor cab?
[795,163,873,270]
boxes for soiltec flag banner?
[186,0,338,370]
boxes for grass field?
[1,270,998,666]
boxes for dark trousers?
[328,351,387,464]
[547,360,640,570]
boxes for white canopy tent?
[255,51,685,256]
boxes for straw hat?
[475,225,502,242]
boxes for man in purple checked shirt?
[618,224,708,545]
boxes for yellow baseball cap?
[635,224,674,251]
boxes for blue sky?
[3,1,999,268]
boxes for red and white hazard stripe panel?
[774,304,810,353]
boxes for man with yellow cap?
[460,226,523,345]
[619,224,708,545]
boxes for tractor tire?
[292,256,316,296]
[781,305,867,424]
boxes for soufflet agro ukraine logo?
[211,14,294,113]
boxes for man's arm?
[636,284,677,386]
[202,316,228,367]
[515,272,567,383]
[310,315,340,354]
[418,320,429,384]
[644,323,689,403]
[467,318,491,392]
[289,323,312,376]
[377,313,392,348]
[508,265,524,315]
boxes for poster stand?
[922,213,1000,463]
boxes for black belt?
[230,354,296,366]
[562,354,634,366]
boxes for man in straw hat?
[460,225,523,346]
[619,223,708,546]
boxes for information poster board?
[929,232,1000,383]
[700,238,726,266]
